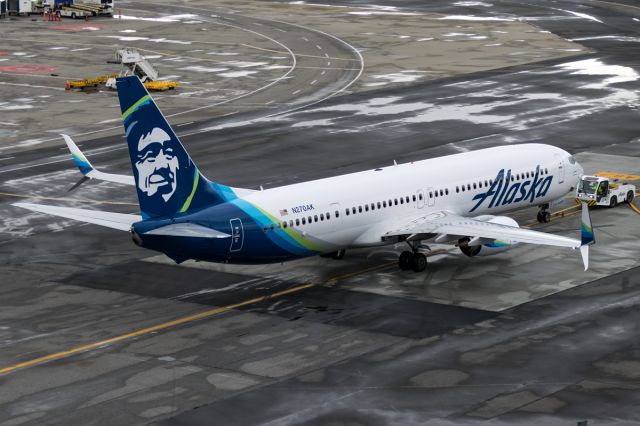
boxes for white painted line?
[302,37,309,42]
[324,53,329,58]
[321,70,326,75]
[0,145,127,174]
[0,82,66,91]
[0,10,299,156]
[176,121,195,127]
[275,28,287,33]
[292,89,301,95]
[327,61,331,66]
[316,44,323,50]
[253,22,263,26]
[265,100,276,105]
[310,80,317,85]
[0,157,15,161]
[222,110,240,117]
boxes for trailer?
[576,175,636,207]
[58,5,91,18]
[75,0,111,16]
[7,0,32,15]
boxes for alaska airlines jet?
[15,76,595,272]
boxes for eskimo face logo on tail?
[135,127,180,202]
[470,167,553,212]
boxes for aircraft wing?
[13,202,140,231]
[384,210,582,248]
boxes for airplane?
[15,76,595,272]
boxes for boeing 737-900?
[15,76,595,272]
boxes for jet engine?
[458,215,519,257]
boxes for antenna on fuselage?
[393,160,397,166]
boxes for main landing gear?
[398,242,427,272]
[320,249,346,260]
[537,203,551,223]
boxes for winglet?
[579,201,595,271]
[62,134,94,176]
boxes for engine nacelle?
[458,216,519,257]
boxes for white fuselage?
[243,144,582,251]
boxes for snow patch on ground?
[217,70,258,78]
[556,58,639,89]
[117,14,199,23]
[454,1,493,6]
[439,15,513,21]
[365,70,428,87]
[179,66,229,73]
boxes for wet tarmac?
[1,0,640,425]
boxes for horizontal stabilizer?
[144,223,231,238]
[13,202,140,231]
[62,134,135,186]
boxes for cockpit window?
[568,155,576,165]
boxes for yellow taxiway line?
[0,261,395,376]
[1,197,634,376]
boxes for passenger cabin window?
[394,198,398,205]
[320,214,324,221]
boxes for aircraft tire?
[537,211,551,223]
[411,253,427,272]
[399,251,413,270]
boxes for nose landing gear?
[537,203,551,223]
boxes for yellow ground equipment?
[66,3,102,16]
[65,74,118,90]
[143,81,179,91]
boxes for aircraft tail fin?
[579,201,595,270]
[115,76,237,219]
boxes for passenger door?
[426,187,435,207]
[416,189,425,209]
